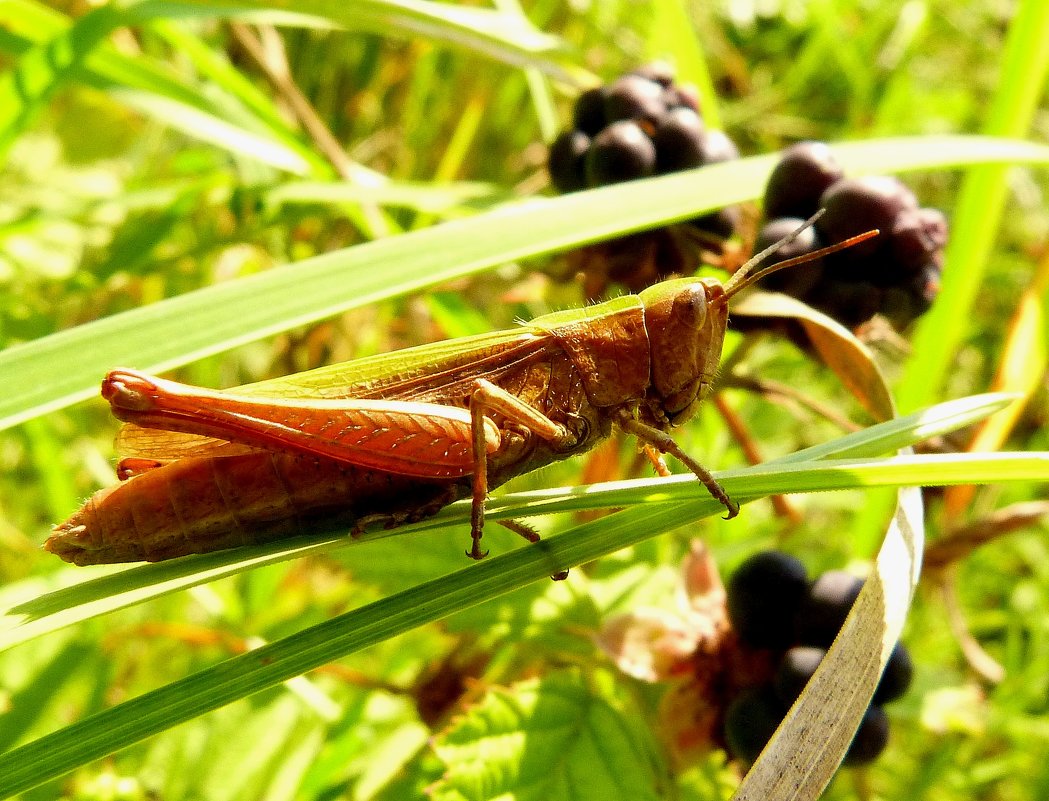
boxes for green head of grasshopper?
[638,219,879,429]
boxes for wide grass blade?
[0,392,1019,652]
[3,136,1048,431]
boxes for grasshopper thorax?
[639,277,728,427]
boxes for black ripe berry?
[843,706,891,766]
[572,86,607,136]
[689,206,741,240]
[629,61,676,88]
[584,120,656,186]
[547,130,590,193]
[890,207,949,270]
[727,551,809,649]
[652,107,706,173]
[817,175,917,258]
[724,685,784,764]
[795,570,864,648]
[873,642,914,704]
[603,74,667,124]
[773,646,827,706]
[763,141,845,220]
[698,129,740,165]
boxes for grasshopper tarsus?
[497,519,569,580]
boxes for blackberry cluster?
[547,64,741,296]
[756,141,948,329]
[723,551,913,766]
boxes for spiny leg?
[617,412,739,519]
[467,378,577,562]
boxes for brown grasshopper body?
[47,224,872,566]
[47,278,730,565]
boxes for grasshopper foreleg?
[615,412,739,519]
[467,378,577,562]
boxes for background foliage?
[0,1,1047,799]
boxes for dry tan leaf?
[731,305,921,800]
[732,291,894,421]
[925,500,1049,570]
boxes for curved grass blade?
[136,0,580,81]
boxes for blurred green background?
[0,1,1047,799]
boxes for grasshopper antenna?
[718,210,880,304]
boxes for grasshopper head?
[636,218,880,429]
[639,277,728,427]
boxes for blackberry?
[572,86,607,136]
[795,570,864,648]
[630,61,676,88]
[817,175,917,259]
[547,130,590,193]
[763,141,844,220]
[651,107,706,173]
[689,206,741,240]
[629,63,700,111]
[585,120,657,186]
[753,217,824,297]
[666,82,700,113]
[727,551,809,650]
[723,685,784,763]
[742,142,950,333]
[547,64,743,297]
[843,706,890,766]
[890,207,949,271]
[807,279,884,328]
[603,74,667,124]
[698,129,740,165]
[773,646,826,706]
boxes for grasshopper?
[47,224,874,567]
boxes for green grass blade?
[11,445,1038,795]
[898,0,1049,412]
[136,0,579,80]
[2,136,1047,431]
[0,7,324,175]
[0,392,1023,654]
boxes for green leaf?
[431,671,667,801]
